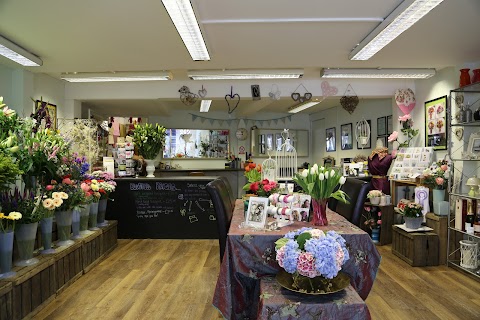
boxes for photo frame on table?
[356,119,371,149]
[340,123,353,150]
[377,116,386,136]
[467,132,480,156]
[245,197,269,228]
[387,115,393,134]
[35,100,57,130]
[425,96,447,151]
[326,127,336,152]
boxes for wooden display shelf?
[81,229,103,273]
[392,225,439,267]
[0,281,12,320]
[54,240,83,294]
[425,213,448,265]
[100,220,118,256]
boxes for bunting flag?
[187,113,293,126]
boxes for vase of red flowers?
[242,162,279,197]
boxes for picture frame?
[266,134,273,151]
[377,136,388,149]
[275,133,282,151]
[340,123,353,150]
[377,116,386,136]
[467,132,480,155]
[326,127,336,152]
[387,115,393,134]
[259,134,265,154]
[425,95,448,151]
[356,119,371,149]
[245,197,269,228]
[35,100,57,130]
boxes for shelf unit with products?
[447,83,480,279]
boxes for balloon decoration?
[395,88,416,115]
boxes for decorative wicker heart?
[455,128,464,140]
[340,95,359,114]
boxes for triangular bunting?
[209,119,215,125]
[274,119,278,125]
[226,120,232,126]
[267,120,271,126]
[281,118,286,124]
[200,117,206,123]
[287,115,292,122]
[192,114,198,122]
[218,120,224,126]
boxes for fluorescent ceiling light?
[349,0,444,60]
[200,100,212,112]
[162,0,210,61]
[188,69,303,80]
[0,35,42,66]
[288,101,320,114]
[61,71,172,82]
[321,68,435,79]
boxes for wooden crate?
[392,226,439,267]
[3,255,55,320]
[426,213,448,265]
[0,281,12,320]
[54,241,83,293]
[81,230,103,273]
[101,220,118,256]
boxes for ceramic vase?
[472,69,480,84]
[55,210,74,247]
[89,202,100,231]
[311,198,328,226]
[79,204,91,235]
[39,217,55,254]
[14,222,39,267]
[145,159,156,178]
[459,68,471,87]
[370,196,380,205]
[432,189,445,203]
[0,231,16,279]
[71,208,82,240]
[97,198,109,227]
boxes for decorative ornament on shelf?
[268,84,281,100]
[395,88,416,115]
[291,83,312,103]
[225,86,241,114]
[466,175,480,197]
[179,86,198,106]
[340,84,359,114]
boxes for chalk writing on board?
[156,182,179,191]
[189,215,199,223]
[178,194,184,200]
[130,183,152,191]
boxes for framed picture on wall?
[377,116,386,136]
[275,133,282,151]
[266,134,273,151]
[326,127,336,152]
[425,95,447,150]
[35,100,57,130]
[340,123,353,150]
[387,115,393,134]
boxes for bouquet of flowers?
[132,123,167,159]
[363,206,382,230]
[0,96,19,154]
[275,228,349,283]
[41,177,85,213]
[0,188,42,224]
[90,170,117,199]
[0,154,22,191]
[0,211,22,232]
[422,159,449,190]
[242,162,279,197]
[367,190,383,199]
[395,199,423,218]
[80,178,102,203]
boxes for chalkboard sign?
[106,177,219,239]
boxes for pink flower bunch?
[297,252,317,278]
[247,179,278,197]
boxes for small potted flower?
[367,190,383,205]
[395,199,423,229]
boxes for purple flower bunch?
[275,228,349,279]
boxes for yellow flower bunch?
[0,211,22,232]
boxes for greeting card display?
[389,147,433,180]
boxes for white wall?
[33,73,65,118]
[0,64,14,107]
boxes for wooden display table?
[425,213,448,265]
[392,225,439,267]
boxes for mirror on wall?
[251,129,308,157]
[163,129,229,159]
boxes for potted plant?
[367,190,383,205]
[132,123,167,177]
[395,199,423,229]
[422,159,449,202]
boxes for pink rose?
[377,219,382,225]
[398,114,411,122]
[62,178,73,185]
[440,164,448,171]
[263,184,273,192]
[435,177,444,186]
[261,179,269,185]
[81,182,90,192]
[388,131,399,142]
[250,182,259,192]
[46,185,54,191]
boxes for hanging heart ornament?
[225,86,241,114]
[179,86,198,106]
[395,88,416,115]
[198,85,207,98]
[321,81,338,98]
[269,85,281,100]
[340,84,359,114]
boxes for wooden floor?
[33,240,480,320]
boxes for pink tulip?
[435,177,444,185]
[440,164,448,171]
[46,185,54,191]
[388,131,398,142]
[398,114,411,122]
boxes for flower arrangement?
[42,177,85,212]
[367,190,383,199]
[388,114,419,148]
[242,162,279,196]
[395,199,423,218]
[89,170,117,199]
[422,159,449,190]
[80,179,102,203]
[363,206,382,230]
[132,123,167,159]
[0,188,42,224]
[293,164,347,202]
[0,154,22,191]
[0,96,19,154]
[275,227,349,280]
[0,211,22,233]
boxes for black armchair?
[206,178,235,262]
[328,178,371,227]
[217,176,236,209]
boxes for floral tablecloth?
[212,200,381,320]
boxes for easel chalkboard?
[106,177,219,239]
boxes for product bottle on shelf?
[465,201,475,234]
[475,203,480,234]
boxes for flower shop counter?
[212,200,381,320]
[106,176,221,239]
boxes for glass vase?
[472,69,480,84]
[14,222,39,267]
[97,198,109,227]
[71,208,82,240]
[311,198,328,226]
[459,68,471,87]
[55,210,74,247]
[79,204,91,235]
[89,202,100,231]
[39,217,55,254]
[0,231,16,279]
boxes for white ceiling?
[0,0,479,115]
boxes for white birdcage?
[355,118,370,149]
[275,129,297,180]
[262,151,277,181]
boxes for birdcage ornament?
[275,129,298,180]
[355,118,370,149]
[262,151,277,181]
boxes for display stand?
[425,213,448,265]
[392,225,439,267]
